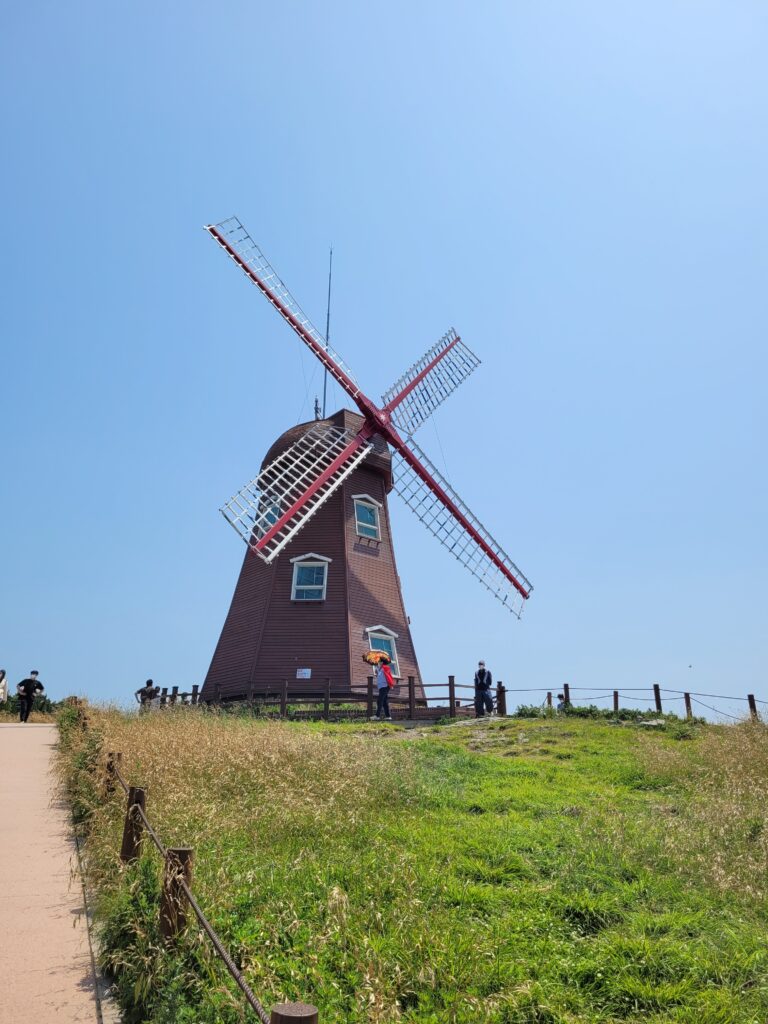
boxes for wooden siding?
[202,410,423,702]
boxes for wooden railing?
[106,752,318,1023]
[145,680,765,723]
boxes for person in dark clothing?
[16,671,44,722]
[134,679,160,711]
[474,660,494,717]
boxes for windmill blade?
[221,424,372,562]
[381,329,481,435]
[392,440,533,616]
[206,217,361,402]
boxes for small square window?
[292,561,328,601]
[354,499,380,540]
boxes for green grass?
[58,709,768,1023]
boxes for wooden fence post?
[613,691,619,714]
[546,691,552,708]
[120,787,146,863]
[324,678,331,720]
[160,847,194,939]
[496,682,507,717]
[448,675,456,718]
[270,1004,319,1023]
[104,751,122,795]
[748,694,758,721]
[653,684,662,714]
[367,676,374,718]
[191,684,199,705]
[280,679,288,718]
[170,685,179,705]
[408,676,416,719]
[160,687,168,708]
[684,692,692,719]
[563,684,570,707]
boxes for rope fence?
[80,676,765,1022]
[105,757,307,1024]
[142,677,767,726]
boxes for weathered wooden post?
[613,691,619,714]
[191,684,199,705]
[496,682,507,717]
[408,676,416,720]
[104,752,123,795]
[120,787,146,863]
[367,676,374,718]
[280,679,288,718]
[563,684,570,707]
[448,675,456,718]
[748,694,758,721]
[653,684,662,714]
[170,685,179,705]
[270,1004,319,1023]
[546,691,552,708]
[160,687,168,708]
[684,692,692,720]
[160,847,194,940]
[324,678,331,720]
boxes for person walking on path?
[16,671,45,722]
[0,669,7,704]
[474,660,494,718]
[134,679,159,711]
[375,656,395,721]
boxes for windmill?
[201,217,533,702]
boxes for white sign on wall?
[296,668,312,680]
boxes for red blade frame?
[253,430,372,556]
[206,219,531,603]
[383,331,462,413]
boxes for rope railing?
[145,678,765,728]
[107,761,302,1024]
[90,676,764,1022]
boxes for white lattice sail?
[382,329,481,435]
[207,218,361,399]
[221,424,372,562]
[392,440,533,616]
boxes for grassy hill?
[59,708,768,1023]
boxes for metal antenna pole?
[322,247,333,418]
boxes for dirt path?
[0,723,99,1024]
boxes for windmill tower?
[201,218,533,702]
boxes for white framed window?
[290,553,331,601]
[352,493,382,540]
[365,625,400,678]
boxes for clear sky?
[2,2,766,718]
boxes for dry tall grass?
[638,720,768,899]
[67,707,420,883]
[58,708,768,1023]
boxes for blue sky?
[1,2,766,718]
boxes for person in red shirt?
[375,656,395,721]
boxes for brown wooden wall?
[202,411,423,702]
